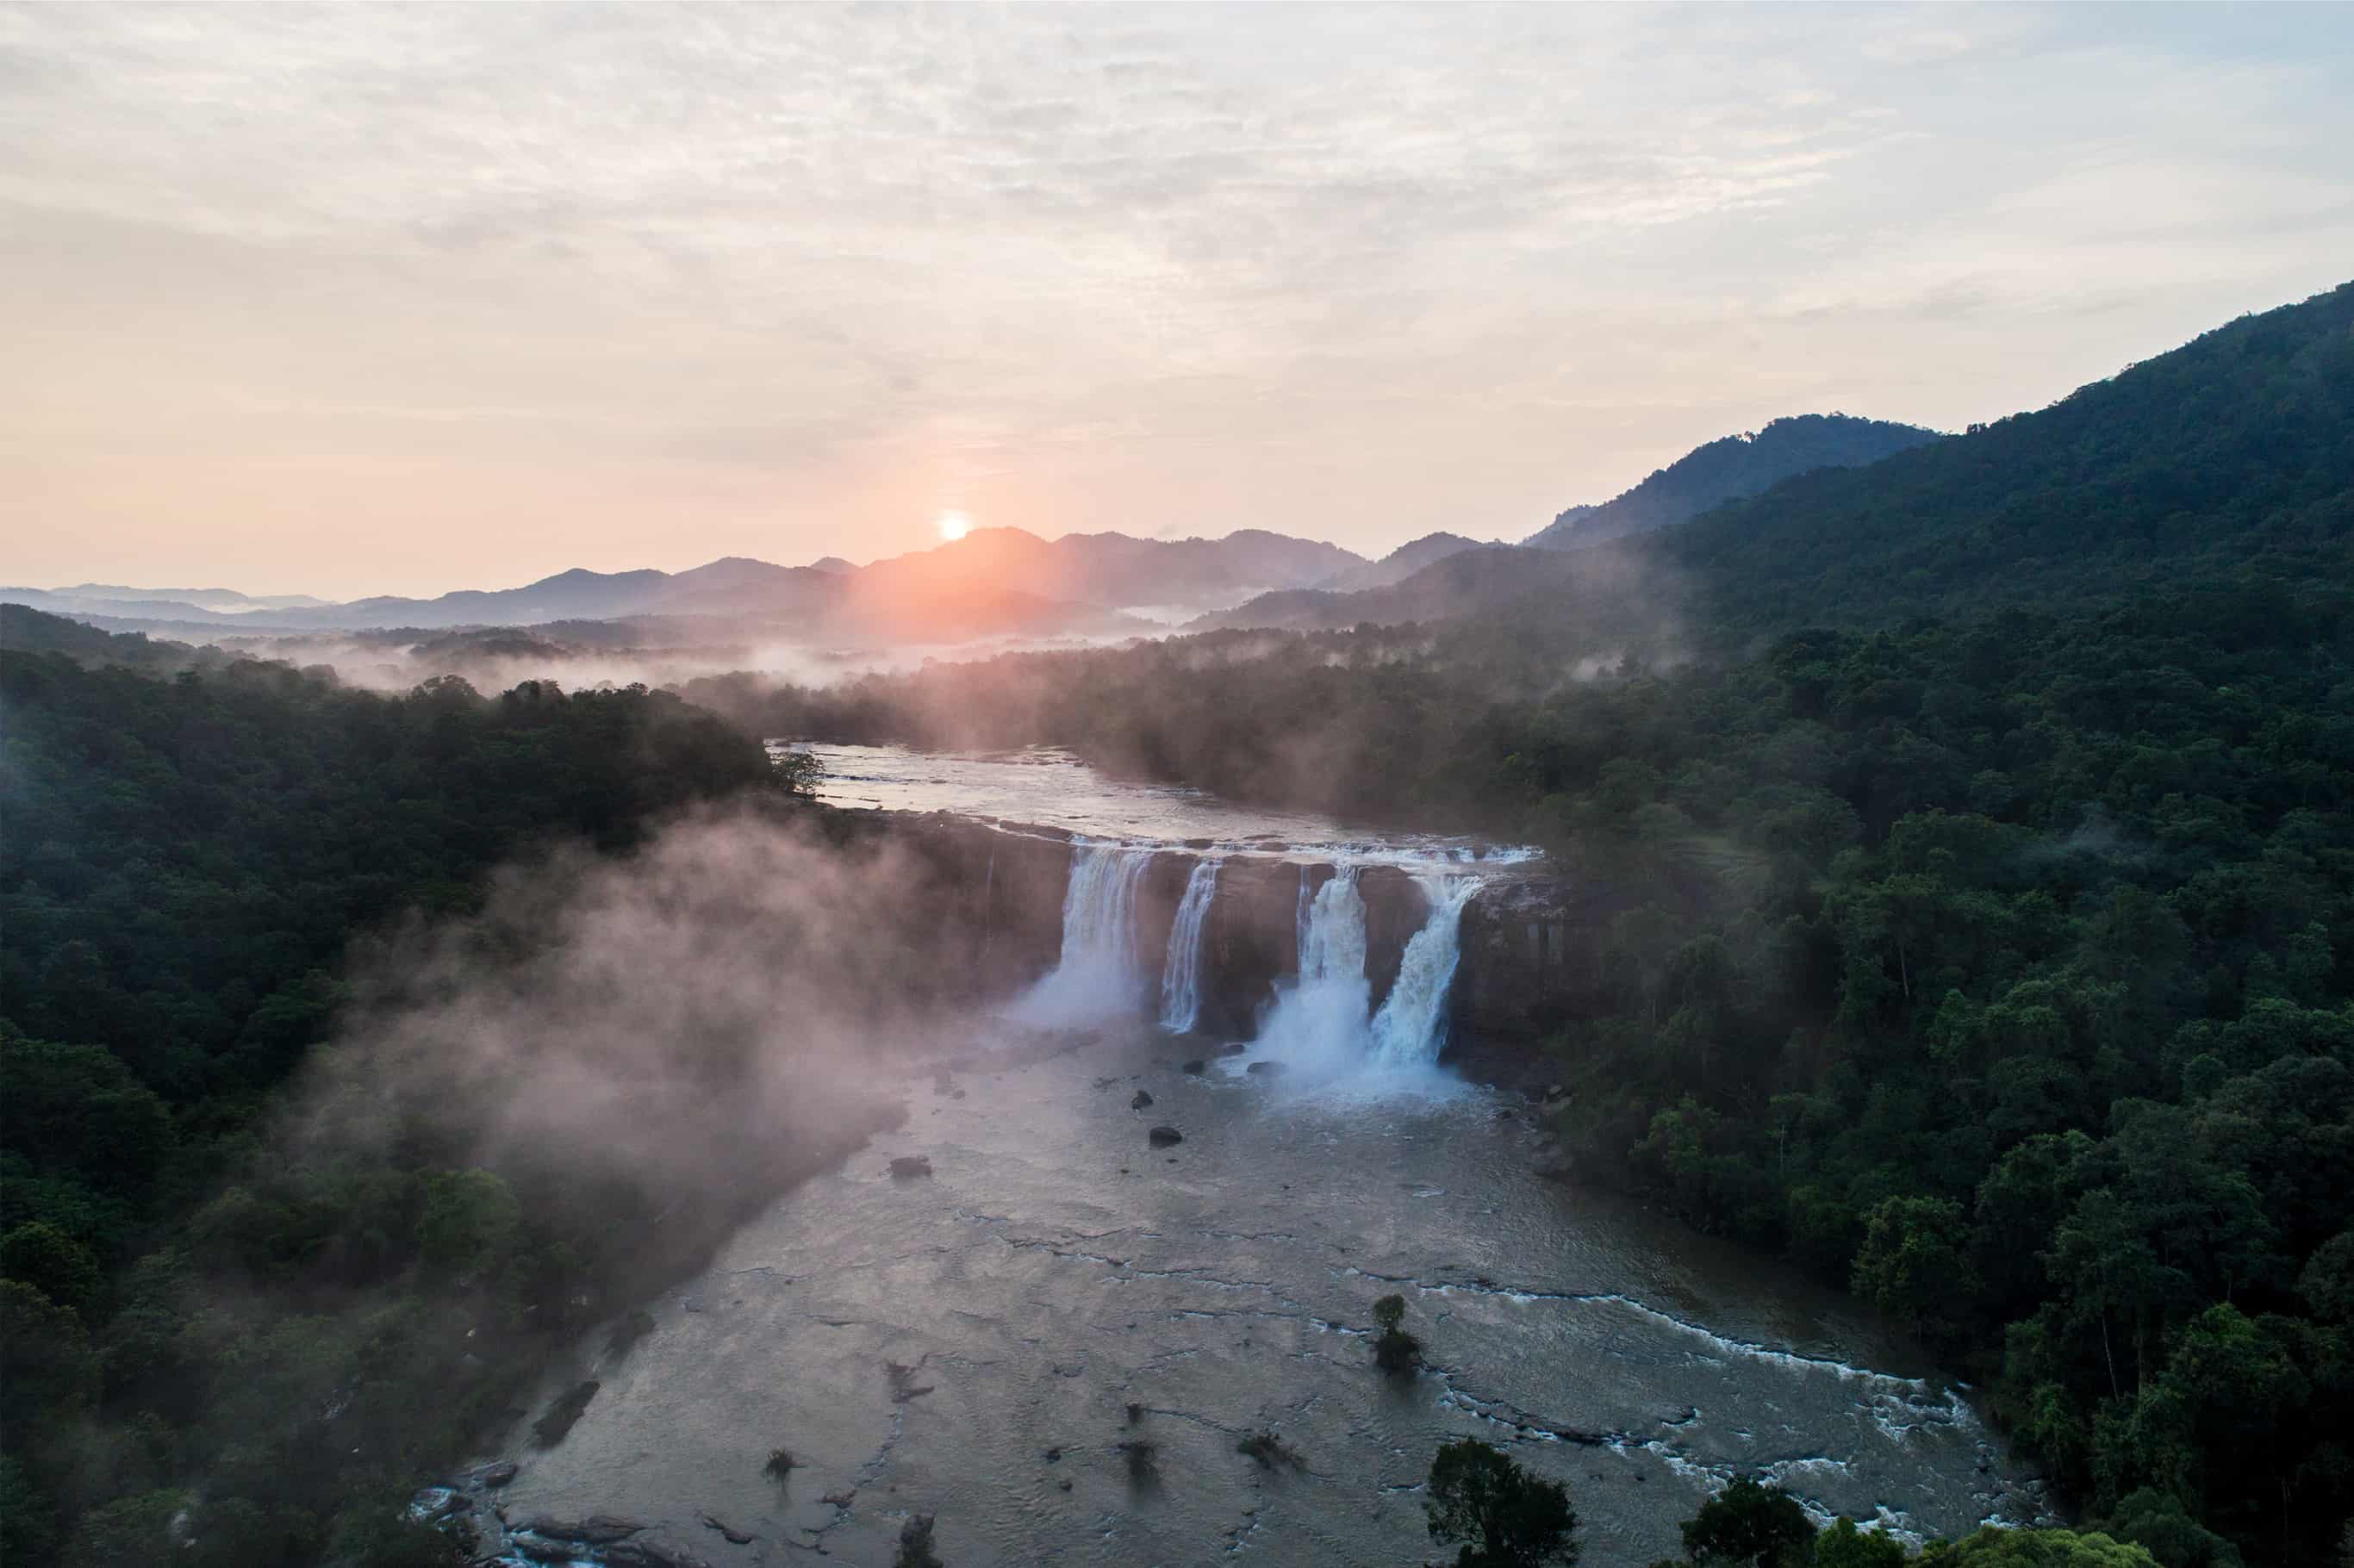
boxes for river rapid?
[479,746,2052,1566]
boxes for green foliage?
[1371,1291,1422,1372]
[1917,1527,2160,1568]
[1423,1439,1579,1568]
[1676,1476,1816,1568]
[1851,1198,1977,1342]
[412,1169,520,1283]
[1812,1519,1909,1568]
[2098,1490,2246,1568]
[1374,1325,1422,1373]
[1,1223,103,1317]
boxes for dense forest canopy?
[0,638,817,1568]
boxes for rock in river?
[1148,1125,1183,1148]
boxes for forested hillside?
[1526,413,1945,549]
[1665,283,2354,632]
[0,632,801,1567]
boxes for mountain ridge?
[1526,413,1944,550]
[6,526,1365,638]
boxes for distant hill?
[0,602,202,668]
[51,582,331,611]
[1525,414,1944,550]
[6,527,1361,638]
[1318,532,1493,594]
[853,526,1363,613]
[1191,544,1592,633]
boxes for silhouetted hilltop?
[1527,414,1944,550]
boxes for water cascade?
[1010,840,1155,1027]
[1249,869,1477,1077]
[1249,869,1374,1073]
[1367,874,1479,1067]
[1157,859,1220,1032]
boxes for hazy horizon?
[7,3,2352,599]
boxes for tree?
[0,1223,103,1318]
[1423,1440,1579,1568]
[1851,1197,1977,1347]
[1373,1292,1422,1373]
[1813,1519,1909,1568]
[1916,1527,2159,1568]
[413,1169,521,1283]
[1675,1477,1816,1568]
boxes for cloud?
[1,3,2350,595]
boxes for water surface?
[499,1030,2050,1565]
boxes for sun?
[936,510,972,543]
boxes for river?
[476,744,2052,1566]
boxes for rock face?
[1452,874,1630,1042]
[844,809,1610,1060]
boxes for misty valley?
[5,22,2354,1567]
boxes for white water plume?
[1249,869,1374,1075]
[1008,839,1155,1027]
[1368,874,1479,1068]
[1249,869,1477,1081]
[1158,858,1220,1032]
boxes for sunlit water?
[495,1031,2051,1566]
[484,745,2049,1564]
[781,742,1537,867]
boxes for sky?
[4,3,2351,600]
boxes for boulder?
[1148,1125,1183,1148]
[1130,1090,1154,1110]
[458,1459,520,1489]
[530,1381,599,1447]
[1181,1060,1206,1075]
[1245,1061,1284,1076]
[888,1155,933,1179]
[607,1542,712,1568]
[525,1514,645,1544]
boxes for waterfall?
[1010,840,1155,1027]
[1157,859,1220,1033]
[1251,869,1373,1073]
[1367,875,1479,1067]
[1249,868,1478,1079]
[1293,865,1311,968]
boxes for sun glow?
[936,510,972,542]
